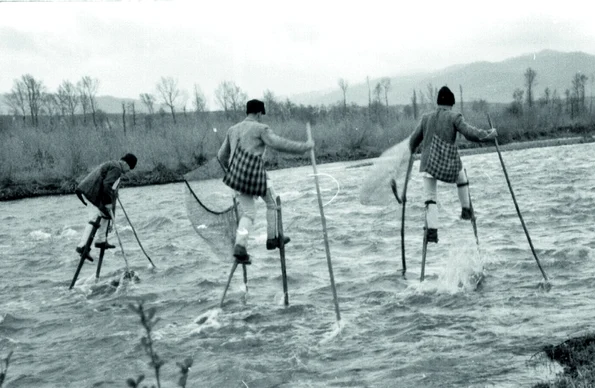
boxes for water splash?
[319,319,345,345]
[192,308,222,334]
[29,230,52,240]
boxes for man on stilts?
[218,99,314,264]
[409,86,497,243]
[74,153,138,253]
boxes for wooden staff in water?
[307,122,341,325]
[487,114,550,289]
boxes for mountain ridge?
[290,49,595,106]
[1,50,593,114]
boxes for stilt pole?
[69,216,101,289]
[306,122,341,324]
[276,197,289,306]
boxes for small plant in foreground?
[127,301,193,388]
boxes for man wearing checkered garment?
[218,99,314,263]
[409,86,497,243]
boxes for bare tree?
[509,88,524,116]
[338,78,349,115]
[411,90,418,120]
[140,93,156,114]
[41,92,60,125]
[58,80,79,126]
[157,76,181,123]
[128,102,136,127]
[77,80,90,125]
[21,74,45,127]
[215,81,246,118]
[418,89,427,111]
[380,77,392,119]
[79,76,99,127]
[366,76,372,110]
[540,87,551,107]
[524,67,537,108]
[5,79,27,123]
[192,84,207,116]
[571,72,588,117]
[227,82,247,115]
[214,81,230,117]
[426,83,437,106]
[122,102,127,134]
[263,89,281,117]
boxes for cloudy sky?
[1,0,594,108]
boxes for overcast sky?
[1,0,595,108]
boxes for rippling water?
[2,144,595,387]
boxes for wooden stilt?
[219,196,249,307]
[464,169,480,248]
[420,232,428,282]
[242,264,248,293]
[220,262,239,307]
[420,209,428,283]
[69,216,102,289]
[95,247,107,280]
[276,196,289,306]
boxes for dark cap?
[121,153,137,170]
[437,86,455,106]
[246,99,266,115]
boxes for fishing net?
[359,135,413,206]
[183,157,238,260]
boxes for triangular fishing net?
[183,157,238,260]
[359,134,413,206]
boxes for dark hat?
[121,153,137,170]
[437,86,455,106]
[246,99,266,115]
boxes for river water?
[1,143,594,387]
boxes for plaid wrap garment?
[425,135,462,183]
[223,142,267,196]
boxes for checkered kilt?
[425,135,462,183]
[223,143,267,196]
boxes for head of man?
[437,86,455,106]
[246,99,266,119]
[121,153,137,172]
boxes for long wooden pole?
[399,154,414,277]
[276,197,289,306]
[117,198,156,268]
[487,114,550,286]
[306,122,341,324]
[420,209,428,282]
[464,169,480,249]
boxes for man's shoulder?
[231,119,268,128]
[100,160,123,175]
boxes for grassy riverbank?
[533,335,595,388]
[1,110,594,202]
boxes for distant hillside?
[1,50,593,115]
[290,50,595,106]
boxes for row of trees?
[508,67,591,119]
[4,75,100,127]
[3,69,593,132]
